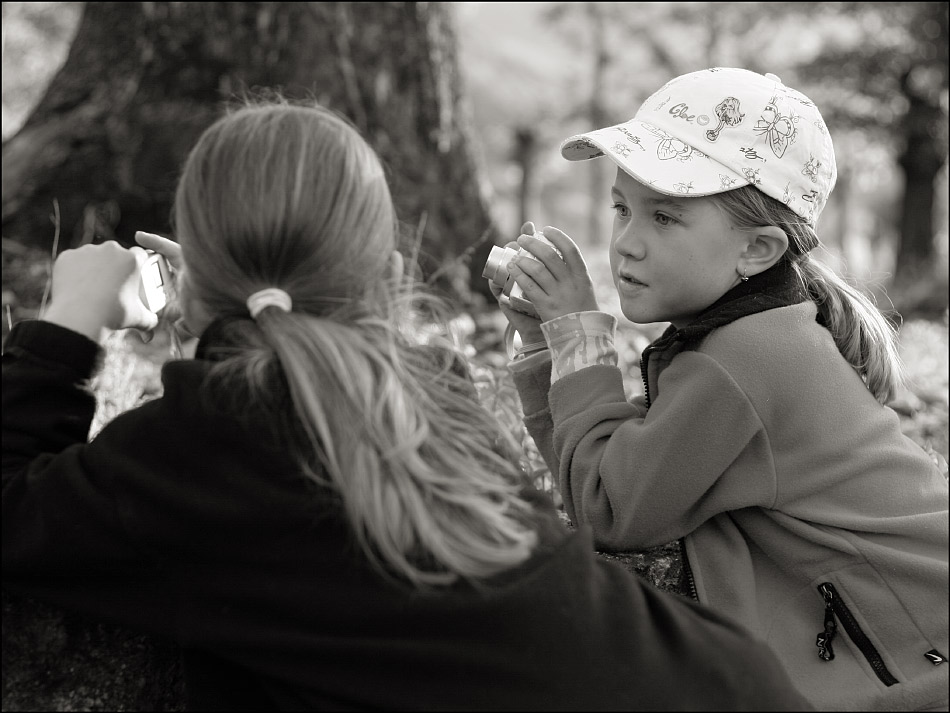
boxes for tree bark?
[1,1,499,303]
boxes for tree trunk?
[896,110,942,274]
[892,2,949,316]
[1,1,499,304]
[513,126,540,229]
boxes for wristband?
[513,340,548,360]
[504,323,549,361]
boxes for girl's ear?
[738,226,788,278]
[177,269,213,336]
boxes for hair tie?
[247,288,292,318]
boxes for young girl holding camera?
[2,99,813,710]
[495,68,949,711]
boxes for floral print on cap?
[561,67,837,224]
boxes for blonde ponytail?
[795,256,903,404]
[174,100,538,587]
[259,304,538,587]
[715,186,904,404]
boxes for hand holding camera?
[483,229,563,319]
[41,241,165,344]
[483,222,600,325]
[39,233,182,345]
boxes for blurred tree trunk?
[0,1,499,304]
[893,1,949,314]
[513,126,540,228]
[895,74,945,275]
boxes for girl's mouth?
[618,273,647,288]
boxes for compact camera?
[138,250,172,314]
[482,233,562,318]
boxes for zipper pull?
[816,583,837,661]
[925,649,948,665]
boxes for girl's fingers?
[135,231,183,270]
[129,244,151,268]
[509,256,550,296]
[516,234,567,279]
[536,226,587,270]
[130,305,161,333]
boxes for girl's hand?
[42,242,159,344]
[135,230,182,270]
[508,224,599,323]
[488,221,544,346]
[488,257,545,346]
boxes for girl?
[496,68,949,711]
[2,99,812,711]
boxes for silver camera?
[482,233,561,318]
[138,250,172,314]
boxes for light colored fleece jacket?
[511,302,949,711]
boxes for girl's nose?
[614,225,646,260]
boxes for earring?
[739,267,749,282]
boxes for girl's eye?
[610,203,630,218]
[655,212,677,227]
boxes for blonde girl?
[497,68,949,711]
[3,99,812,710]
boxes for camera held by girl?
[2,98,815,710]
[495,67,949,712]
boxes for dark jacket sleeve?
[2,321,172,627]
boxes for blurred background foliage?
[4,3,949,315]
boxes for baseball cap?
[560,67,837,224]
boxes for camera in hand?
[482,233,562,318]
[139,251,172,314]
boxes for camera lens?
[482,246,514,283]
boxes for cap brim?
[560,120,749,197]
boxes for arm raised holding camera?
[41,231,183,347]
[486,221,614,486]
[505,221,600,323]
[42,242,162,344]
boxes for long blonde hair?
[174,100,538,586]
[714,185,904,404]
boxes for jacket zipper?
[642,349,699,601]
[679,538,699,601]
[639,349,652,408]
[816,582,899,686]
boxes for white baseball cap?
[560,67,837,224]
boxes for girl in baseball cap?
[493,67,948,711]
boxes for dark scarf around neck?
[651,259,809,351]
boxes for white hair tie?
[247,288,292,318]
